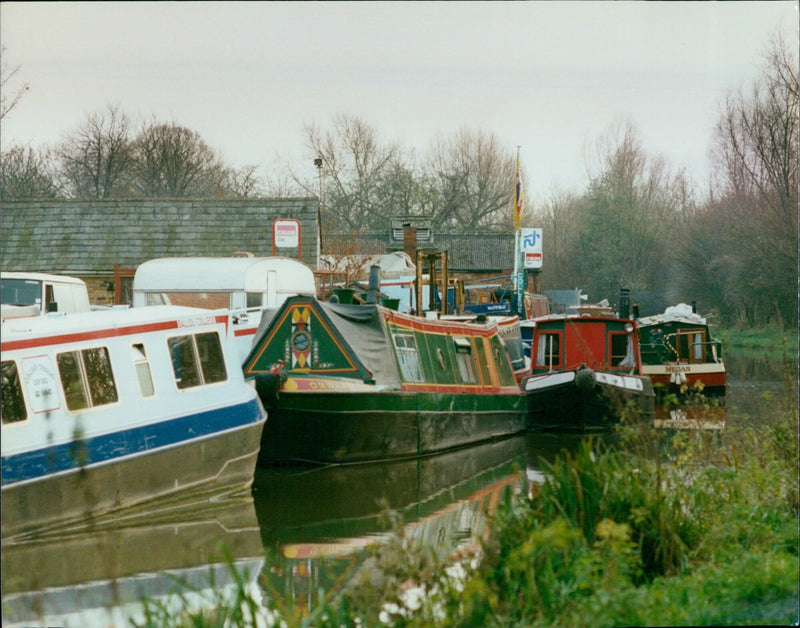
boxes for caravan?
[132,257,317,363]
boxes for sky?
[1,1,797,201]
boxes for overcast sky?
[1,1,797,200]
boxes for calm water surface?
[2,350,794,626]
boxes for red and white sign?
[273,219,300,249]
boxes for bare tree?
[0,144,60,200]
[424,128,517,232]
[704,33,798,324]
[299,114,404,232]
[0,46,29,121]
[55,104,135,198]
[132,120,229,197]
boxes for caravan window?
[1,360,27,424]
[57,347,119,411]
[246,292,263,310]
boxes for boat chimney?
[366,264,381,304]
[403,224,417,258]
[632,301,640,319]
[619,288,631,319]
[691,300,697,314]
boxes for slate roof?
[365,232,516,272]
[433,234,515,272]
[1,198,319,274]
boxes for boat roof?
[1,271,86,285]
[1,305,228,343]
[638,303,707,327]
[133,257,315,292]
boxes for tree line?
[1,36,796,326]
[528,34,796,326]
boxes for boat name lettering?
[306,379,349,391]
[665,365,692,373]
[177,316,216,328]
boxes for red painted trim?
[2,314,229,352]
[234,327,258,337]
[383,310,497,337]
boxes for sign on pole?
[521,228,543,269]
[272,219,301,259]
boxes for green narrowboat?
[522,314,655,430]
[242,295,527,464]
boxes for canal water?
[2,350,795,626]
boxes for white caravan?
[132,257,317,363]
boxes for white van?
[1,272,91,320]
[132,256,317,363]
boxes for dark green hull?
[258,390,526,464]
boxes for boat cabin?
[531,315,641,376]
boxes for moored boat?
[522,314,655,430]
[1,305,267,539]
[636,303,726,397]
[242,295,527,464]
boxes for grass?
[716,323,798,355]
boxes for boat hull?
[524,369,655,431]
[257,390,526,464]
[2,415,266,540]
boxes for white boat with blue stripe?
[1,305,267,539]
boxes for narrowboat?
[242,295,527,464]
[1,305,267,539]
[522,314,655,430]
[637,303,726,396]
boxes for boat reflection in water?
[2,433,601,624]
[1,496,264,628]
[253,433,590,613]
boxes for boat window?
[393,333,424,382]
[609,332,635,367]
[692,332,704,361]
[169,335,202,389]
[57,347,119,411]
[1,360,27,424]
[196,332,227,384]
[536,332,560,368]
[436,347,447,371]
[168,332,227,389]
[132,344,155,398]
[454,337,477,384]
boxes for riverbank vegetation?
[132,394,798,627]
[317,406,797,627]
